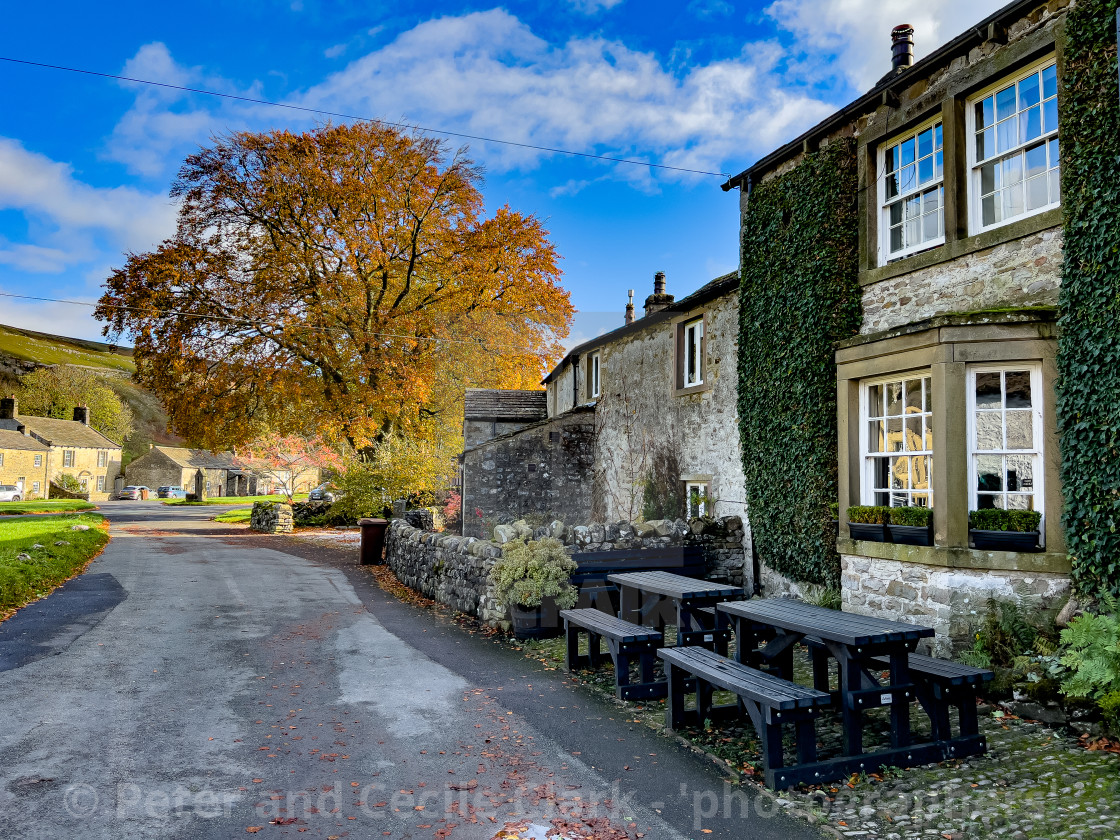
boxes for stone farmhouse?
[459,271,747,559]
[722,0,1076,652]
[125,445,319,498]
[0,396,121,500]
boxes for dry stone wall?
[250,501,293,533]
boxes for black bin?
[358,518,389,565]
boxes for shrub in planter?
[846,505,889,542]
[887,505,933,546]
[828,502,840,534]
[969,509,1042,551]
[489,538,578,639]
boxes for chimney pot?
[643,272,674,318]
[625,289,635,325]
[653,271,666,296]
[891,24,914,71]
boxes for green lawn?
[0,500,97,516]
[0,513,109,615]
[213,508,252,523]
[164,494,309,506]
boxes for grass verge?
[0,513,109,618]
[213,508,252,524]
[0,500,96,515]
[164,494,309,506]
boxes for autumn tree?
[96,122,572,459]
[234,432,344,503]
[17,365,134,444]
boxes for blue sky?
[0,0,1002,348]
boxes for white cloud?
[296,10,832,179]
[0,137,177,271]
[766,0,1007,91]
[567,0,625,14]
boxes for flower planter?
[509,598,562,640]
[887,523,933,546]
[848,522,887,542]
[970,529,1041,552]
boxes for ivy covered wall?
[738,140,862,585]
[1056,0,1120,597]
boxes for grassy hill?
[0,323,183,465]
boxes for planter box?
[887,523,933,546]
[970,529,1041,552]
[848,522,887,542]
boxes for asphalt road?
[0,502,823,840]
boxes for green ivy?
[738,140,862,585]
[1056,0,1120,597]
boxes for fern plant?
[1060,594,1120,704]
[489,537,578,609]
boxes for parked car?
[0,484,23,502]
[308,483,338,503]
[117,485,149,500]
[157,485,187,498]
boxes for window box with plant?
[489,537,579,640]
[886,505,933,546]
[969,509,1041,552]
[846,505,889,542]
[829,501,840,535]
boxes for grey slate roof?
[463,389,548,422]
[0,429,49,452]
[0,416,120,449]
[154,446,239,470]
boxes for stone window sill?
[673,382,711,398]
[860,207,1062,288]
[836,536,1070,574]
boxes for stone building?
[0,397,122,500]
[462,389,547,449]
[459,270,750,575]
[723,0,1073,651]
[0,428,50,499]
[125,445,240,498]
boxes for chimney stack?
[644,271,675,318]
[0,395,16,420]
[73,405,91,426]
[625,289,635,325]
[17,423,28,437]
[891,24,914,71]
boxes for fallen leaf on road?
[246,828,262,834]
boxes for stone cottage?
[125,445,240,498]
[459,271,749,566]
[722,0,1075,651]
[0,396,122,500]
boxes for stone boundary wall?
[385,514,750,629]
[48,481,90,501]
[250,501,293,533]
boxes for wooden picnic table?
[718,598,946,780]
[607,570,744,651]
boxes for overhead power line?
[0,55,731,178]
[0,291,548,353]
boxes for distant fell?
[0,323,135,373]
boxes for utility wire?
[0,55,731,178]
[0,291,549,353]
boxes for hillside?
[0,323,183,465]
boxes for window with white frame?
[969,366,1044,520]
[32,481,40,494]
[0,453,4,467]
[683,318,704,387]
[880,119,944,262]
[588,352,601,399]
[686,481,708,519]
[969,60,1059,233]
[34,454,42,467]
[862,374,934,507]
[97,450,107,468]
[97,475,105,492]
[62,450,74,468]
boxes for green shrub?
[1060,596,1120,716]
[888,506,932,527]
[828,502,840,520]
[969,509,1042,532]
[489,538,578,610]
[54,474,83,494]
[802,585,842,610]
[957,596,1058,671]
[847,505,889,524]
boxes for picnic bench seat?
[868,652,992,757]
[560,608,666,700]
[658,646,831,789]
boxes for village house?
[124,444,319,498]
[723,0,1076,652]
[0,396,121,500]
[460,271,748,565]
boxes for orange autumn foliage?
[97,122,572,452]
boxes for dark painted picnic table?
[718,598,944,779]
[607,571,744,650]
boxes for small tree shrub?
[888,506,932,527]
[969,509,1042,532]
[489,538,578,610]
[846,505,889,524]
[54,474,84,494]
